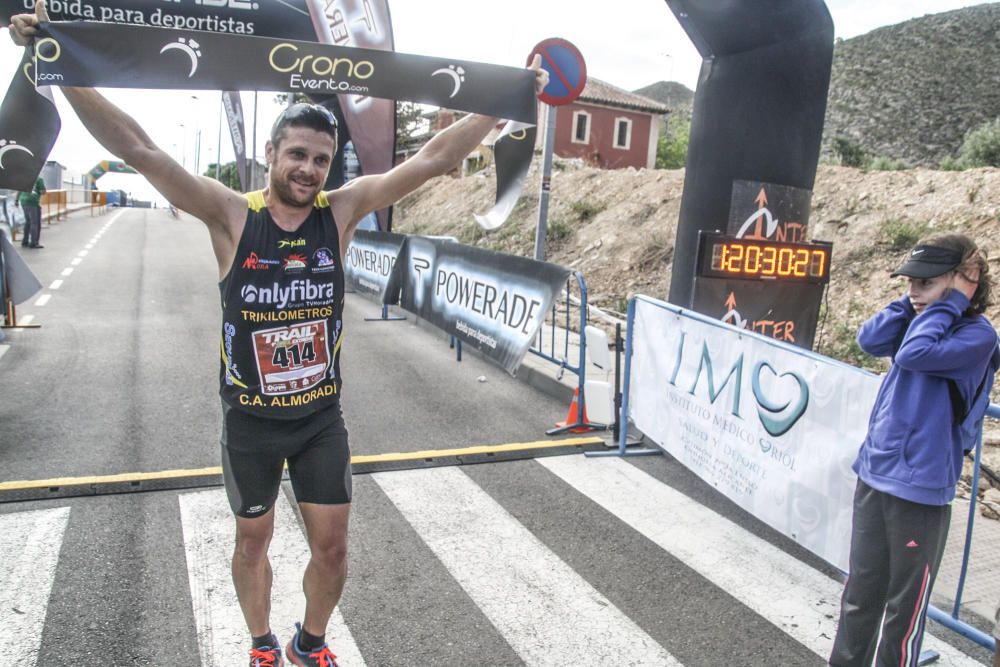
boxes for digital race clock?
[696,232,832,284]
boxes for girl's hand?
[952,270,979,300]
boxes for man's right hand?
[9,0,48,47]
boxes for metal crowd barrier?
[924,401,1000,657]
[608,293,1000,658]
[528,271,605,435]
[41,190,68,223]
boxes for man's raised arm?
[8,1,246,271]
[331,55,549,233]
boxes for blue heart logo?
[751,361,809,437]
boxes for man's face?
[266,126,336,207]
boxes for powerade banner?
[383,237,570,374]
[33,22,537,124]
[343,229,406,299]
[0,48,59,191]
[628,296,879,571]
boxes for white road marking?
[179,489,365,667]
[77,250,88,257]
[373,466,681,666]
[70,257,82,266]
[0,507,72,667]
[60,267,73,277]
[34,294,50,306]
[0,344,8,361]
[48,280,62,290]
[538,456,983,666]
[18,314,34,325]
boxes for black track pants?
[830,480,951,667]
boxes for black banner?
[311,0,396,232]
[0,48,59,191]
[34,22,537,124]
[474,122,536,230]
[343,229,406,299]
[221,90,248,191]
[0,0,318,39]
[383,236,570,374]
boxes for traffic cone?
[555,387,592,433]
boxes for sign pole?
[534,105,556,261]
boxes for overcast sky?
[0,0,992,200]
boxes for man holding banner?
[10,3,547,665]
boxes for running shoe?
[249,643,283,667]
[285,622,339,667]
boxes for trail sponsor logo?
[242,251,279,270]
[278,238,306,249]
[251,319,330,396]
[240,279,335,308]
[0,140,34,169]
[431,64,466,98]
[268,42,373,94]
[313,247,336,272]
[159,36,202,77]
[223,321,243,386]
[283,253,308,272]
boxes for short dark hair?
[917,233,993,315]
[270,103,339,147]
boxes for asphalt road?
[0,208,993,666]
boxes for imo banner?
[343,229,406,300]
[628,297,880,571]
[384,237,570,374]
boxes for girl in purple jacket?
[830,233,999,667]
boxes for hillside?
[823,2,1000,166]
[392,160,1000,499]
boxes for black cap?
[891,244,964,278]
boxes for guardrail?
[40,190,68,222]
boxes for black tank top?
[219,190,344,419]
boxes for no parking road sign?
[528,38,587,107]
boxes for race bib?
[251,319,330,395]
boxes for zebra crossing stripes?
[372,466,682,666]
[179,489,365,666]
[537,456,984,667]
[1,507,71,667]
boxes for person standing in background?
[16,175,46,248]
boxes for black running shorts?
[220,400,352,518]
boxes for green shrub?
[547,218,571,242]
[939,155,965,171]
[569,200,604,222]
[959,118,1000,167]
[655,116,690,169]
[868,156,908,171]
[878,218,930,251]
[832,136,868,168]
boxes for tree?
[958,117,1000,168]
[656,115,690,169]
[203,162,243,191]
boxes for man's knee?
[310,534,348,571]
[234,515,275,562]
